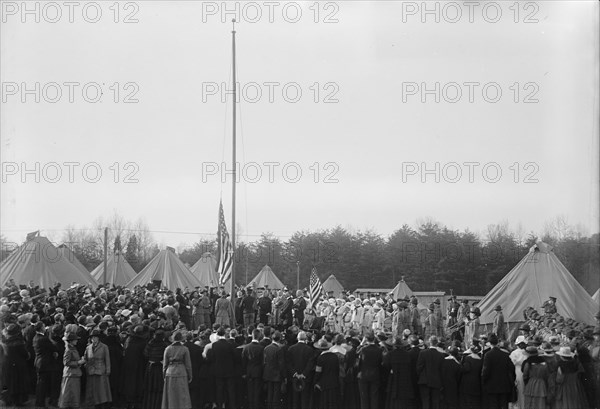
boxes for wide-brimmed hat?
[5,323,21,337]
[519,324,531,331]
[65,333,80,342]
[525,346,538,355]
[541,342,554,354]
[434,298,440,305]
[494,305,502,312]
[515,335,527,346]
[314,338,332,350]
[556,346,574,358]
[90,329,102,338]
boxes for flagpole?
[231,19,237,305]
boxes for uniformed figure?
[492,305,506,340]
[542,296,557,315]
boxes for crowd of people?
[1,278,599,409]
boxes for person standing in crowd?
[175,288,191,329]
[293,290,307,328]
[263,330,286,409]
[463,307,480,347]
[510,335,529,409]
[257,289,272,325]
[59,332,85,409]
[493,306,506,340]
[542,296,557,315]
[1,323,30,406]
[33,321,56,408]
[482,334,515,409]
[280,288,294,330]
[384,336,417,409]
[242,328,265,409]
[590,327,600,409]
[215,291,234,327]
[460,344,483,409]
[554,346,589,409]
[314,337,340,409]
[183,331,203,409]
[417,335,444,409]
[409,299,421,336]
[121,324,147,409]
[103,326,123,406]
[143,328,169,409]
[441,345,461,409]
[85,329,112,409]
[207,327,236,409]
[287,330,314,409]
[242,288,257,328]
[162,331,192,409]
[424,304,439,339]
[522,345,549,409]
[358,331,383,409]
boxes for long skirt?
[59,376,81,408]
[86,374,112,405]
[142,362,164,409]
[162,375,191,409]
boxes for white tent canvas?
[478,242,597,325]
[190,252,219,288]
[248,265,285,289]
[91,252,137,286]
[593,289,599,305]
[125,247,201,289]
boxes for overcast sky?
[1,1,598,248]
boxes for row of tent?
[0,235,347,295]
[1,236,598,326]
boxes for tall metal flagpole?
[231,19,237,302]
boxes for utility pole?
[296,261,300,292]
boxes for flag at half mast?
[309,267,323,309]
[217,200,233,287]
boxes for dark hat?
[90,329,102,338]
[5,323,21,337]
[525,346,539,355]
[428,303,435,311]
[434,298,440,305]
[519,324,531,331]
[65,332,80,342]
[549,296,557,301]
[314,338,331,350]
[494,305,502,311]
[593,327,600,335]
[411,298,418,305]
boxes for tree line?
[1,215,598,296]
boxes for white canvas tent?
[248,265,285,289]
[593,289,599,305]
[125,247,201,289]
[478,242,597,325]
[190,252,219,288]
[390,279,413,300]
[91,252,137,286]
[322,274,344,297]
[0,235,97,288]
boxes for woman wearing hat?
[522,346,549,409]
[162,330,192,409]
[84,329,112,409]
[1,323,30,406]
[510,335,529,409]
[460,344,483,409]
[590,327,600,409]
[142,328,169,409]
[463,307,480,348]
[313,337,340,409]
[59,332,85,409]
[555,346,589,409]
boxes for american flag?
[216,201,233,286]
[308,267,323,309]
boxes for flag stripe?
[308,267,323,309]
[217,201,233,286]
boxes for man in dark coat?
[357,332,383,409]
[242,329,266,409]
[286,331,314,409]
[33,321,56,408]
[184,331,204,409]
[207,327,236,409]
[482,334,515,409]
[120,325,147,409]
[383,337,416,409]
[104,326,123,406]
[292,291,307,329]
[242,288,257,327]
[279,288,294,330]
[407,335,422,409]
[263,331,286,409]
[416,335,444,409]
[257,290,272,325]
[260,326,273,348]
